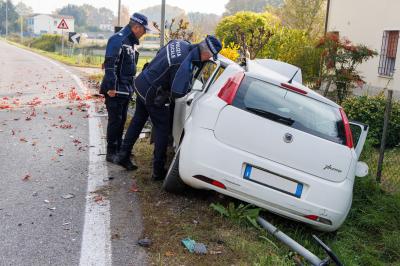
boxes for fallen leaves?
[56,147,64,156]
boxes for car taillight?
[304,215,332,225]
[281,83,307,95]
[339,108,353,148]
[218,72,245,104]
[193,175,226,189]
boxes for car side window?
[192,62,218,91]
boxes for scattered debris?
[61,193,75,199]
[129,183,139,193]
[138,238,152,247]
[182,238,208,254]
[47,207,56,211]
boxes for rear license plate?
[244,164,303,198]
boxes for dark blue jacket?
[100,26,139,97]
[135,39,201,103]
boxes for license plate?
[244,164,303,198]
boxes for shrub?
[29,34,62,52]
[342,93,400,148]
[220,41,240,62]
[261,28,322,87]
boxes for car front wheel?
[162,149,187,193]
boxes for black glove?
[154,86,170,107]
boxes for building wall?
[327,0,400,92]
[28,15,75,35]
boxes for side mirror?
[355,161,369,177]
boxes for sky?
[15,0,229,15]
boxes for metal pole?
[5,0,8,38]
[20,15,23,42]
[61,29,64,56]
[257,217,323,266]
[160,0,166,48]
[117,0,121,26]
[324,0,331,35]
[376,89,393,183]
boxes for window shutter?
[387,31,399,58]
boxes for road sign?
[68,32,81,44]
[57,18,69,30]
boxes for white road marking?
[17,46,112,265]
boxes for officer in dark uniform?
[114,36,222,180]
[100,13,150,162]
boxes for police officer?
[100,13,150,162]
[114,36,222,180]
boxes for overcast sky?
[15,0,229,15]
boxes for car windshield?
[232,76,346,145]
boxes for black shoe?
[152,169,167,181]
[106,153,115,162]
[115,151,138,171]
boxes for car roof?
[216,56,340,108]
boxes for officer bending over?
[100,13,150,162]
[114,36,222,180]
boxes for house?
[26,14,75,35]
[326,0,400,95]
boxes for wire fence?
[54,44,105,66]
[359,90,400,193]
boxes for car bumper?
[179,128,354,231]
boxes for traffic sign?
[57,19,69,30]
[68,32,81,44]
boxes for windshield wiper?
[245,107,295,126]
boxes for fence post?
[376,89,393,183]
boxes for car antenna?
[288,69,300,84]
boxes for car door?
[172,60,222,147]
[349,121,369,159]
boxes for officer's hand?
[107,90,117,97]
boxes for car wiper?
[245,107,295,126]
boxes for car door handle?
[186,98,193,106]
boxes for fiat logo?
[283,133,293,143]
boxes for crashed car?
[163,56,369,232]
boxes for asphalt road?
[0,41,146,266]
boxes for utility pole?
[20,15,23,42]
[5,0,8,38]
[117,0,121,26]
[160,0,166,48]
[324,0,331,35]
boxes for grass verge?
[132,140,400,265]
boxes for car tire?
[162,149,187,193]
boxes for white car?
[163,56,369,232]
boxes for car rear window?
[232,76,346,145]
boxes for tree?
[139,4,186,26]
[224,0,282,16]
[216,11,280,59]
[15,2,32,17]
[57,4,87,27]
[0,0,19,33]
[317,33,377,104]
[269,0,326,38]
[187,12,220,35]
[119,5,131,25]
[262,28,322,86]
[153,18,196,43]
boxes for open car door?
[349,121,369,159]
[172,60,222,148]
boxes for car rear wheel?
[162,149,187,193]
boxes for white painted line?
[73,74,112,266]
[17,46,112,265]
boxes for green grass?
[131,139,400,265]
